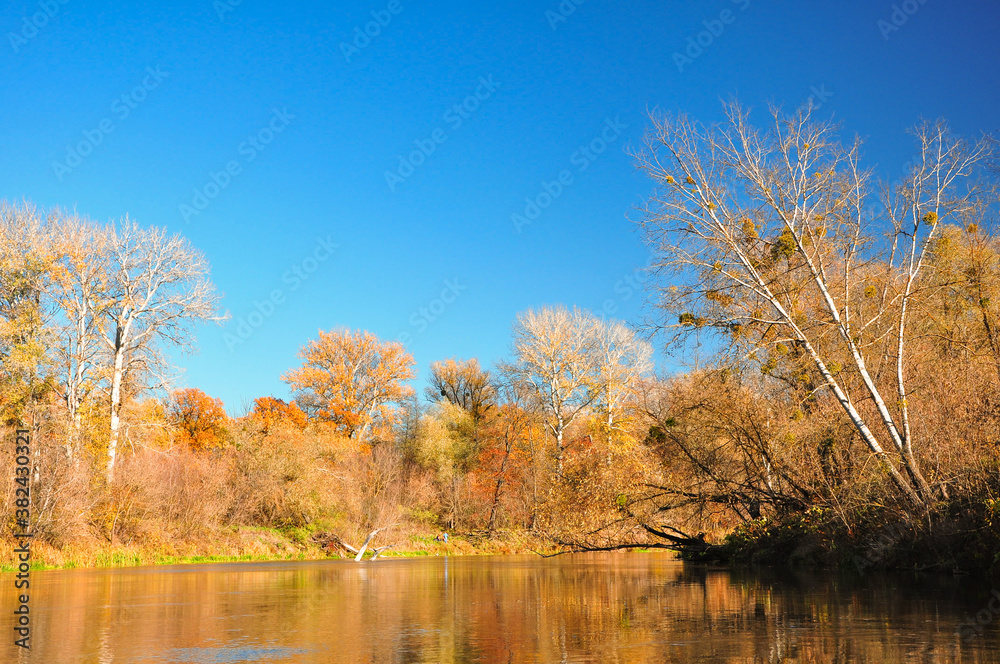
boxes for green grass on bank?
[0,527,550,572]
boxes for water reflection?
[2,553,999,663]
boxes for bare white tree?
[100,221,224,479]
[634,101,990,511]
[505,306,654,468]
[504,306,600,473]
[592,319,653,438]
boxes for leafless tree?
[592,319,653,438]
[48,212,112,457]
[503,306,600,473]
[633,101,990,512]
[100,221,224,480]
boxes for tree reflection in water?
[3,553,998,663]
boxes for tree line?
[3,103,1000,571]
[0,207,220,478]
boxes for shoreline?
[0,528,559,572]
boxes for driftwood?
[370,544,395,560]
[313,529,395,561]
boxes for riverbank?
[702,502,1000,578]
[0,526,556,571]
[9,500,999,576]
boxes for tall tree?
[0,204,54,428]
[48,212,112,455]
[633,102,991,511]
[592,319,653,439]
[412,401,478,529]
[504,306,599,473]
[101,221,223,479]
[283,329,415,440]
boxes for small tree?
[250,396,308,433]
[168,388,229,450]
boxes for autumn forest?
[3,104,1000,574]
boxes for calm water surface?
[3,553,1000,663]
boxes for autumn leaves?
[0,206,222,479]
[635,102,994,514]
[274,305,653,455]
[282,329,416,441]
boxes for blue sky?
[3,0,998,412]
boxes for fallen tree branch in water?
[542,524,729,561]
[370,544,395,560]
[312,529,396,561]
[353,528,383,561]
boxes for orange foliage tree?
[168,388,229,450]
[250,396,308,433]
[472,402,541,532]
[282,329,415,440]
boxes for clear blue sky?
[3,0,998,412]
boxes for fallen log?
[312,529,394,561]
[353,528,383,561]
[370,544,395,560]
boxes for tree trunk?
[488,440,512,534]
[107,329,126,482]
[554,421,565,475]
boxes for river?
[3,553,999,662]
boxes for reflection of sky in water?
[157,645,311,663]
